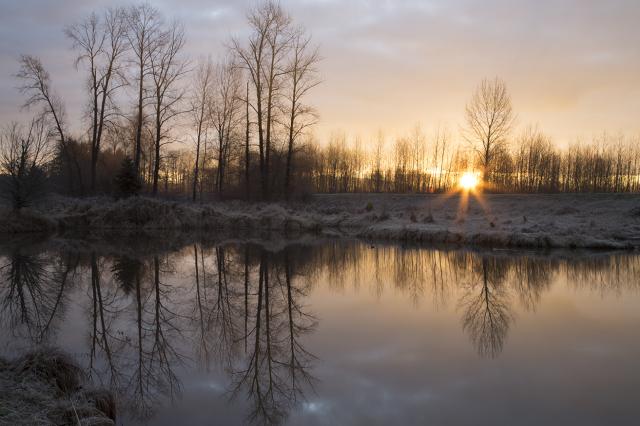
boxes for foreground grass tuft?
[0,348,115,425]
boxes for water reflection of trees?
[459,257,513,358]
[306,243,640,357]
[1,241,639,423]
[229,247,317,424]
[88,252,188,418]
[0,242,317,424]
[0,248,78,343]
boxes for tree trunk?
[192,121,202,202]
[152,118,161,196]
[217,136,225,196]
[90,90,99,192]
[245,81,250,200]
[284,102,296,200]
[134,61,144,177]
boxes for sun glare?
[459,172,479,191]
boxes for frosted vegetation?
[1,193,638,250]
[0,349,114,425]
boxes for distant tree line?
[1,3,639,210]
[308,124,640,194]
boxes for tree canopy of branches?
[127,3,164,178]
[209,59,242,196]
[65,7,129,192]
[464,77,515,183]
[0,119,52,209]
[283,28,320,199]
[16,55,84,195]
[233,1,293,200]
[148,20,188,196]
[189,58,214,201]
[5,3,640,200]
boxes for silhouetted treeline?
[309,129,640,193]
[2,1,320,203]
[35,124,640,200]
[2,2,639,206]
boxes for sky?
[1,0,639,147]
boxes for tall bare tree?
[66,7,129,192]
[243,80,251,199]
[372,130,385,192]
[16,57,66,147]
[283,28,320,199]
[210,60,242,195]
[233,1,292,199]
[127,3,163,179]
[148,21,188,196]
[409,124,426,191]
[463,77,515,183]
[16,55,83,194]
[190,58,214,201]
[432,125,450,192]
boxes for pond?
[1,236,640,425]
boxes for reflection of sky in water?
[0,241,639,425]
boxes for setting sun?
[459,172,479,191]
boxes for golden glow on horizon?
[459,172,480,191]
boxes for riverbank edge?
[0,195,638,250]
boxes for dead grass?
[0,348,115,426]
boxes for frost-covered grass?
[2,193,639,249]
[311,193,640,249]
[0,348,115,425]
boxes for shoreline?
[0,193,638,250]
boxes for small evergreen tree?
[114,157,141,198]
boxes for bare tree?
[372,130,385,192]
[243,80,251,199]
[463,77,515,183]
[233,1,292,200]
[210,59,242,195]
[409,124,426,191]
[393,137,410,192]
[16,57,66,146]
[432,125,450,192]
[189,58,214,201]
[148,21,188,196]
[127,3,164,178]
[66,7,129,192]
[16,55,83,193]
[283,28,320,199]
[0,118,52,209]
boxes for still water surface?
[1,238,640,425]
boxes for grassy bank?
[0,193,639,249]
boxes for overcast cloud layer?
[1,0,639,145]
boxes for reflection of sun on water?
[459,172,479,191]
